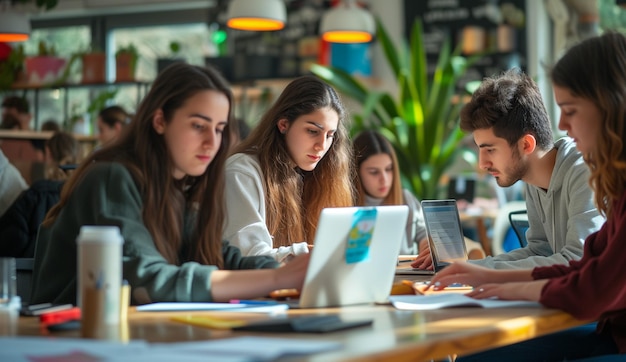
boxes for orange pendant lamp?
[320,0,375,43]
[226,0,286,31]
[0,1,30,42]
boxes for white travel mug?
[77,225,124,331]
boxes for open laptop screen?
[421,200,468,264]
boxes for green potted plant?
[77,46,106,84]
[311,18,478,199]
[115,43,139,82]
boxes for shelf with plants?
[2,81,150,130]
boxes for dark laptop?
[396,199,468,275]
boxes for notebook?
[396,199,468,275]
[295,205,409,308]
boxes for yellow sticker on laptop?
[345,208,377,263]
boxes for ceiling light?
[226,0,286,31]
[0,1,30,42]
[320,0,375,43]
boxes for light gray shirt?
[471,137,605,269]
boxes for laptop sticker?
[345,208,377,264]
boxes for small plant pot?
[81,53,106,84]
[24,56,67,85]
[115,53,136,82]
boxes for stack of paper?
[389,294,541,310]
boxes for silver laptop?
[295,205,409,308]
[396,199,468,275]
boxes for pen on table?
[229,299,278,305]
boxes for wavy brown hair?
[353,130,403,206]
[551,32,626,218]
[231,75,354,246]
[460,69,553,150]
[44,63,234,268]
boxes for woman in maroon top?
[429,32,626,361]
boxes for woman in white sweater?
[223,76,354,262]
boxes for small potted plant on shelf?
[79,46,106,84]
[23,40,67,86]
[115,44,139,83]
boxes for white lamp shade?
[0,7,30,42]
[320,1,375,43]
[227,0,286,31]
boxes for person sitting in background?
[96,105,130,147]
[223,76,354,262]
[1,96,32,131]
[352,130,427,255]
[0,149,27,217]
[0,131,80,258]
[0,113,44,167]
[428,31,626,361]
[30,62,308,306]
[44,131,80,181]
[413,69,604,270]
[0,180,63,258]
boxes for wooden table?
[8,303,586,361]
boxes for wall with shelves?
[2,81,150,131]
[404,0,527,91]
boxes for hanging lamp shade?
[226,0,286,31]
[320,0,375,43]
[0,2,30,42]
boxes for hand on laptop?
[411,238,433,270]
[276,253,310,290]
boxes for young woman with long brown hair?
[223,75,354,262]
[352,130,427,255]
[31,63,308,305]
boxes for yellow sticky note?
[171,315,248,330]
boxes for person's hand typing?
[427,261,492,291]
[411,238,433,269]
[275,253,310,291]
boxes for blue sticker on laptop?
[345,208,377,264]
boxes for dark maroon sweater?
[533,190,626,353]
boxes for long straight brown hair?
[352,130,403,206]
[232,75,354,246]
[44,63,234,268]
